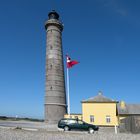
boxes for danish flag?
[66,55,79,68]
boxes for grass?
[0,116,44,122]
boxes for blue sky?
[0,0,140,119]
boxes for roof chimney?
[98,91,103,95]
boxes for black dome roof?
[48,10,59,20]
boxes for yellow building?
[81,92,119,126]
[64,92,140,127]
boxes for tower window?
[50,45,53,50]
[50,64,52,69]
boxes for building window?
[106,116,111,123]
[90,115,94,123]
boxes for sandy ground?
[0,120,140,140]
[0,126,140,140]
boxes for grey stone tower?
[44,10,66,124]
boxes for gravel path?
[0,127,140,140]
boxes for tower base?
[44,104,66,124]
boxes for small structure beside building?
[64,114,82,120]
[118,102,140,133]
[118,102,140,120]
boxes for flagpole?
[67,67,70,116]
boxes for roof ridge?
[82,93,117,103]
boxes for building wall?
[82,102,118,126]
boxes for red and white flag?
[66,55,79,68]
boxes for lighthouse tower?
[44,10,66,124]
